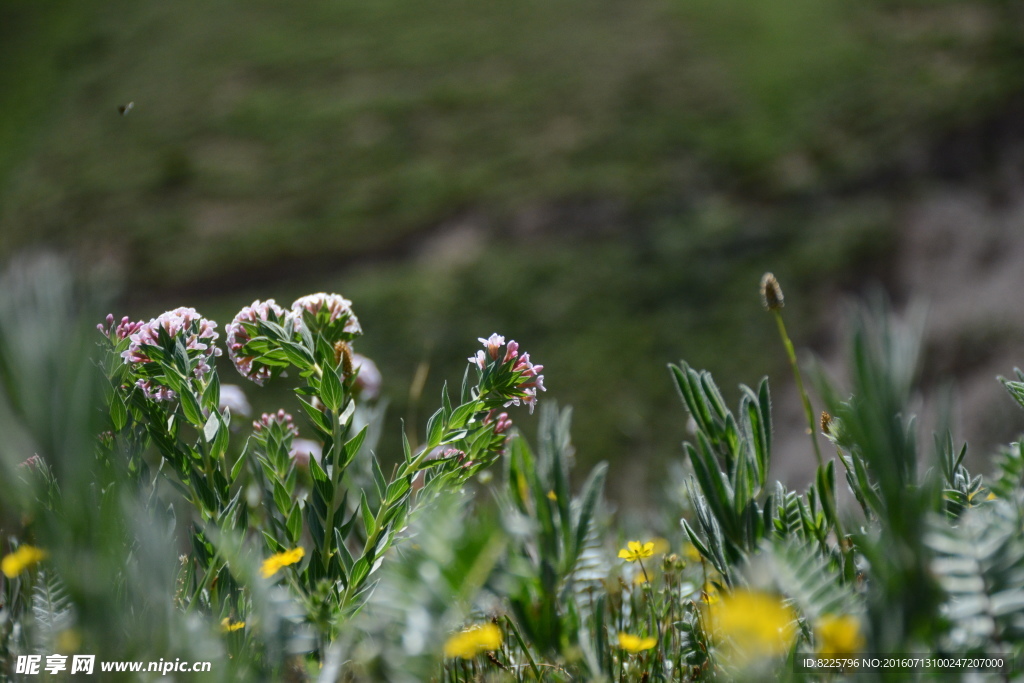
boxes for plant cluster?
[1,258,1024,681]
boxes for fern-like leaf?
[925,501,1024,650]
[31,571,74,655]
[762,540,860,622]
[770,483,804,540]
[989,441,1024,501]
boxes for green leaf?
[261,531,284,555]
[201,370,221,412]
[1000,369,1024,411]
[741,498,763,549]
[439,429,468,445]
[686,436,737,542]
[273,480,291,517]
[742,382,771,489]
[308,450,330,485]
[319,366,344,412]
[370,454,387,500]
[384,477,411,506]
[460,364,472,403]
[681,519,711,565]
[335,528,354,575]
[350,556,370,589]
[731,433,752,517]
[342,425,369,470]
[990,441,1024,500]
[279,340,315,369]
[425,407,445,448]
[360,491,375,538]
[212,467,230,500]
[230,446,247,483]
[441,381,452,419]
[815,460,837,529]
[571,462,607,565]
[757,378,772,467]
[179,389,204,427]
[685,479,733,575]
[211,413,230,460]
[339,397,356,426]
[306,505,326,549]
[448,402,478,431]
[110,393,128,431]
[191,472,218,513]
[172,338,191,375]
[297,397,331,434]
[287,505,303,544]
[203,410,220,444]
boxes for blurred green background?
[2,0,1022,500]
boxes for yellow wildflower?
[815,614,864,656]
[986,492,997,501]
[618,541,654,563]
[259,547,305,579]
[547,490,558,502]
[618,632,657,653]
[1,545,48,578]
[220,617,246,633]
[704,589,797,659]
[443,623,502,659]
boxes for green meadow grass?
[1,0,1014,274]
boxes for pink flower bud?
[253,409,298,438]
[226,299,291,386]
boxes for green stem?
[637,557,650,586]
[816,461,851,571]
[773,310,823,469]
[321,404,348,573]
[183,543,222,615]
[504,615,541,680]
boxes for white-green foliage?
[926,501,1024,651]
[29,571,73,656]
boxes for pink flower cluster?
[18,455,44,471]
[291,293,362,337]
[226,293,369,385]
[121,307,221,401]
[97,314,144,341]
[225,299,290,386]
[470,333,546,414]
[252,409,299,438]
[469,333,521,370]
[252,411,322,467]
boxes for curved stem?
[773,310,823,469]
